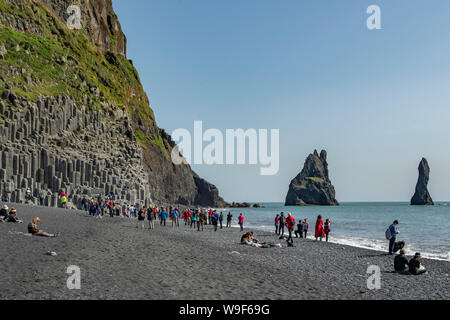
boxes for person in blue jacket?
[388,220,399,255]
[212,211,220,232]
[160,209,167,226]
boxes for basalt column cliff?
[0,0,226,207]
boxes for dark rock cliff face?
[285,150,339,206]
[411,158,434,206]
[0,0,226,207]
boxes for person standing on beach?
[172,208,180,228]
[136,208,145,229]
[208,209,213,225]
[147,207,155,230]
[324,219,331,242]
[279,213,286,236]
[275,214,280,235]
[303,219,309,238]
[160,208,168,226]
[387,220,399,255]
[219,212,224,229]
[315,215,325,241]
[238,213,245,231]
[227,212,233,228]
[286,213,295,243]
[212,211,219,232]
[198,211,205,231]
[191,210,198,228]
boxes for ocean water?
[222,202,450,261]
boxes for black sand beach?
[0,204,449,300]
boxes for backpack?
[385,227,392,240]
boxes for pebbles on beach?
[1,203,449,300]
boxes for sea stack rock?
[285,150,339,206]
[411,158,434,206]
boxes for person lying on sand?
[6,209,23,223]
[28,217,59,238]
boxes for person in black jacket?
[409,253,427,275]
[295,219,304,238]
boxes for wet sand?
[0,203,449,300]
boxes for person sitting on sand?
[409,253,427,275]
[7,209,23,223]
[28,217,59,238]
[394,249,409,273]
[241,232,254,244]
[241,232,264,248]
[0,204,8,222]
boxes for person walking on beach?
[279,213,286,236]
[219,212,224,229]
[315,215,325,241]
[227,212,233,228]
[147,207,155,230]
[387,220,399,255]
[303,219,309,238]
[324,219,331,242]
[238,213,245,231]
[275,214,280,235]
[286,213,295,244]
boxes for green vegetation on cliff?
[0,0,162,148]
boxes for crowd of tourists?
[274,212,331,245]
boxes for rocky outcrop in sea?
[285,150,339,206]
[411,158,434,206]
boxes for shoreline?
[1,203,449,300]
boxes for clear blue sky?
[113,0,450,202]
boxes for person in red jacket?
[286,213,296,244]
[315,215,325,241]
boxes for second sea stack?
[411,158,434,206]
[285,150,339,206]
